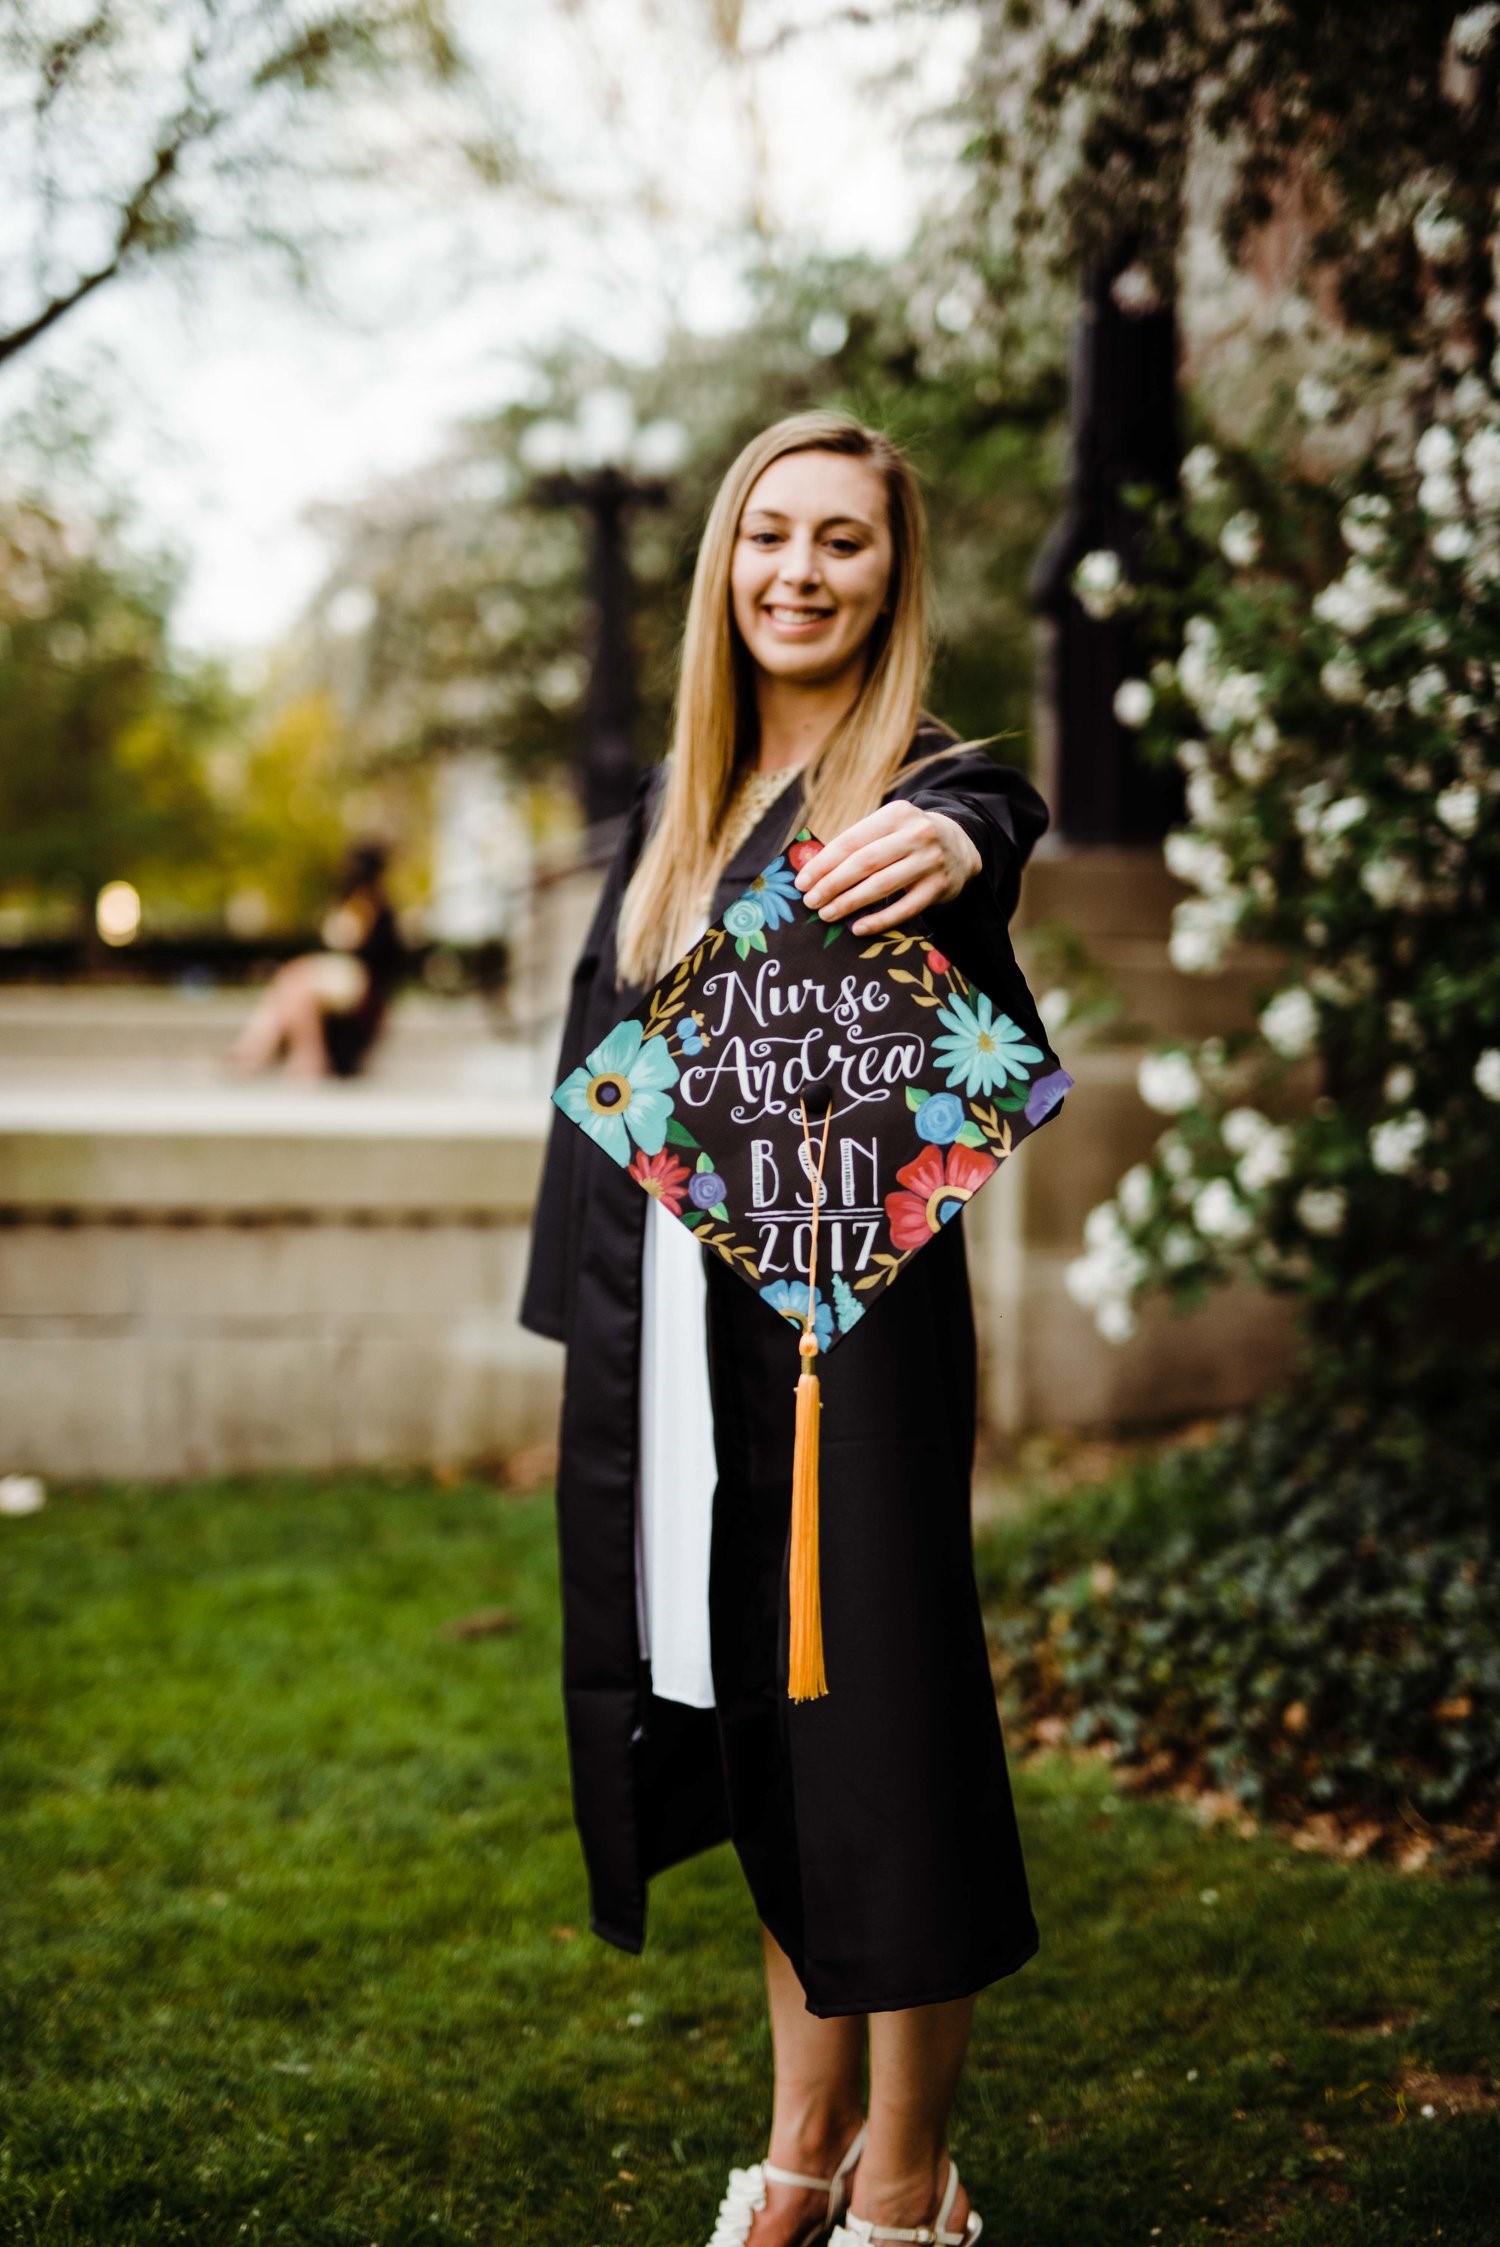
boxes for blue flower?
[759,1278,835,1353]
[723,895,766,938]
[914,1091,965,1144]
[554,1018,679,1164]
[1024,1067,1074,1125]
[676,1014,704,1056]
[744,855,801,930]
[931,990,1043,1098]
[688,1169,727,1209]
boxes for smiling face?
[729,447,895,692]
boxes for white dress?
[634,765,802,1710]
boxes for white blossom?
[1186,769,1231,830]
[1432,521,1476,562]
[1408,665,1449,716]
[1339,493,1391,558]
[1220,510,1262,567]
[1312,562,1404,634]
[1320,793,1368,839]
[1295,1185,1347,1236]
[1464,426,1500,511]
[1359,855,1412,908]
[1415,424,1460,477]
[1320,656,1365,703]
[1193,1177,1256,1242]
[1474,1047,1500,1101]
[1164,830,1233,893]
[1037,985,1072,1031]
[1138,1050,1202,1114]
[1369,1112,1429,1174]
[1436,781,1481,836]
[1203,667,1265,734]
[1160,1132,1195,1180]
[1118,1164,1155,1224]
[1180,445,1222,500]
[1161,1225,1199,1269]
[1413,201,1466,266]
[1221,1106,1273,1155]
[1260,985,1319,1057]
[1114,678,1154,729]
[1454,5,1500,61]
[1096,1296,1138,1344]
[1383,1063,1417,1105]
[1419,471,1463,520]
[1073,548,1128,619]
[1176,736,1209,773]
[1296,375,1342,424]
[1237,1126,1294,1193]
[1455,3,1500,56]
[1169,896,1239,974]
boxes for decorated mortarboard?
[553,826,1074,1701]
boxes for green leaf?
[695,1151,714,1171]
[664,1117,700,1148]
[710,1202,729,1222]
[956,1121,988,1147]
[905,1085,930,1111]
[822,923,841,947]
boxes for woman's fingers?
[816,851,931,923]
[794,804,916,907]
[851,871,945,935]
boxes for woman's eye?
[827,538,861,556]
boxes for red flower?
[629,1147,691,1214]
[884,1142,998,1251]
[925,946,950,976]
[789,838,821,872]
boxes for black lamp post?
[1031,240,1184,847]
[526,399,686,834]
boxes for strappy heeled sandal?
[706,2121,868,2246]
[829,2155,983,2245]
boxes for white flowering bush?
[1066,364,1500,1385]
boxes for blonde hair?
[615,410,939,989]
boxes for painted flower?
[723,895,765,939]
[760,1278,834,1353]
[629,1147,691,1214]
[742,855,801,930]
[885,1143,998,1252]
[932,989,1042,1097]
[925,946,950,976]
[1024,1068,1073,1124]
[914,1091,965,1144]
[676,1014,704,1056]
[789,837,821,872]
[688,1168,727,1209]
[554,1018,679,1163]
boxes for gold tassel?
[788,1329,826,1701]
[788,1102,834,1703]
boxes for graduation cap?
[553,826,1074,1702]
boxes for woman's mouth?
[762,604,834,630]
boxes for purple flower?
[1024,1068,1074,1125]
[688,1170,727,1209]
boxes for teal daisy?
[931,990,1043,1098]
[553,1018,679,1164]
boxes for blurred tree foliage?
[0,0,504,368]
[0,480,238,925]
[947,0,1498,369]
[296,255,1068,803]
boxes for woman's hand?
[793,801,982,935]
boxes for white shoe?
[706,2122,867,2245]
[829,2155,983,2245]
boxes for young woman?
[520,412,1053,2247]
[227,841,403,1079]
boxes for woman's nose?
[777,533,821,587]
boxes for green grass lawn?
[1,1472,1496,2246]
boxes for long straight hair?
[615,411,937,989]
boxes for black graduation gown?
[518,721,1052,2016]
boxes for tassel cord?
[788,1101,834,1702]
